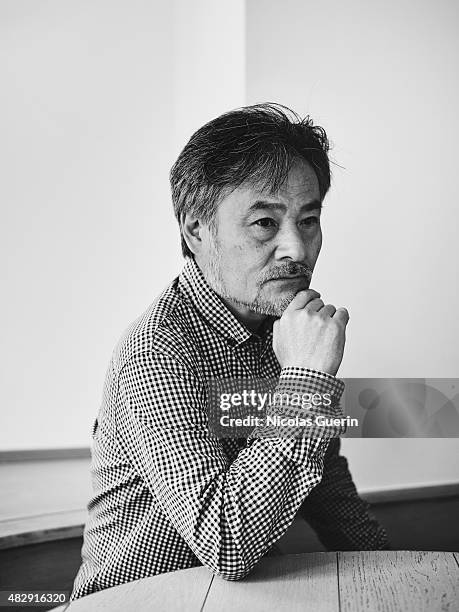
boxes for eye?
[254,217,277,228]
[300,216,320,227]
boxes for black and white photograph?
[1,1,459,611]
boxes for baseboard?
[0,448,91,462]
[361,483,459,504]
[0,510,86,550]
[1,485,458,550]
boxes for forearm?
[188,436,327,579]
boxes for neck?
[218,295,274,335]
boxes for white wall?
[2,0,457,494]
[172,0,246,152]
[0,0,245,450]
[246,0,459,491]
[0,0,175,450]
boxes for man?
[71,103,389,600]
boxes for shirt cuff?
[247,368,346,443]
[279,367,345,399]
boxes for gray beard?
[227,290,295,317]
[201,238,308,317]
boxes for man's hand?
[272,289,349,376]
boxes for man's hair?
[170,103,331,258]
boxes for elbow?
[213,566,250,581]
[199,549,251,581]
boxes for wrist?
[280,362,338,377]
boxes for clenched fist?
[273,289,349,376]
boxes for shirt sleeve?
[298,437,391,550]
[116,351,346,580]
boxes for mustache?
[259,262,313,283]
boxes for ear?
[181,212,204,256]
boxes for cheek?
[312,230,323,259]
[228,243,269,289]
[232,235,268,262]
[244,244,273,273]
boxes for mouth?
[266,276,309,286]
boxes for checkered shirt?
[71,256,389,600]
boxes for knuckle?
[314,312,326,325]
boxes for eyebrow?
[246,199,322,215]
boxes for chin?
[250,291,296,317]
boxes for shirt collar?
[178,256,258,347]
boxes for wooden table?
[58,551,459,612]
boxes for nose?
[274,224,308,263]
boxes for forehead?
[276,160,320,199]
[217,160,321,218]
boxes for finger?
[305,298,325,312]
[334,307,350,325]
[284,289,321,312]
[321,304,337,317]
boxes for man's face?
[196,159,323,318]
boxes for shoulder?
[111,277,202,376]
